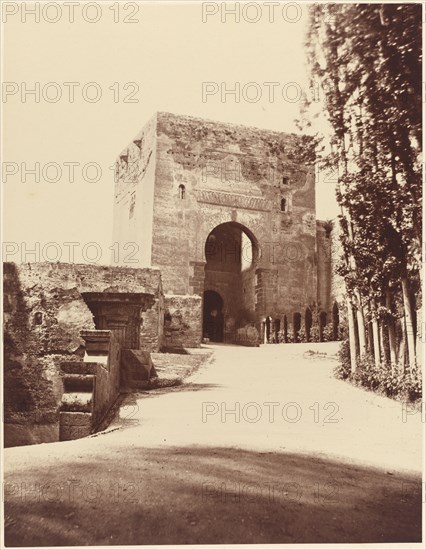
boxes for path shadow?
[4,445,422,546]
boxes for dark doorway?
[203,290,224,342]
[204,222,258,344]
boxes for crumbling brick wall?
[163,294,202,349]
[3,262,164,447]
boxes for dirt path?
[4,343,423,546]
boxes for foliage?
[334,337,351,380]
[335,337,422,402]
[310,325,321,343]
[304,4,422,371]
[277,330,286,344]
[402,369,423,402]
[297,327,307,343]
[286,331,295,344]
[273,322,340,344]
[322,323,334,342]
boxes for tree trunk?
[388,320,398,372]
[370,301,381,367]
[354,290,367,358]
[346,297,357,373]
[386,290,397,372]
[398,317,407,372]
[379,322,387,363]
[401,277,416,370]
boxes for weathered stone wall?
[4,263,93,446]
[153,112,317,319]
[112,111,335,340]
[140,292,164,352]
[91,332,121,429]
[163,294,202,349]
[3,262,164,446]
[112,112,157,267]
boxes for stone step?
[61,361,97,375]
[59,411,92,440]
[61,392,93,412]
[62,374,95,392]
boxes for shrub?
[353,356,381,390]
[377,364,404,398]
[402,369,423,402]
[322,323,334,342]
[310,325,321,343]
[334,337,351,379]
[334,336,422,402]
[297,327,307,343]
[277,330,286,343]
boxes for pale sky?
[2,1,338,265]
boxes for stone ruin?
[3,112,338,446]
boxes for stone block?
[59,412,92,441]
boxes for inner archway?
[203,290,224,342]
[204,222,258,343]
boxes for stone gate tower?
[112,112,333,346]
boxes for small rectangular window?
[34,312,43,325]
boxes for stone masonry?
[112,112,336,343]
[3,262,164,446]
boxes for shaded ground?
[4,343,423,546]
[150,347,214,387]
